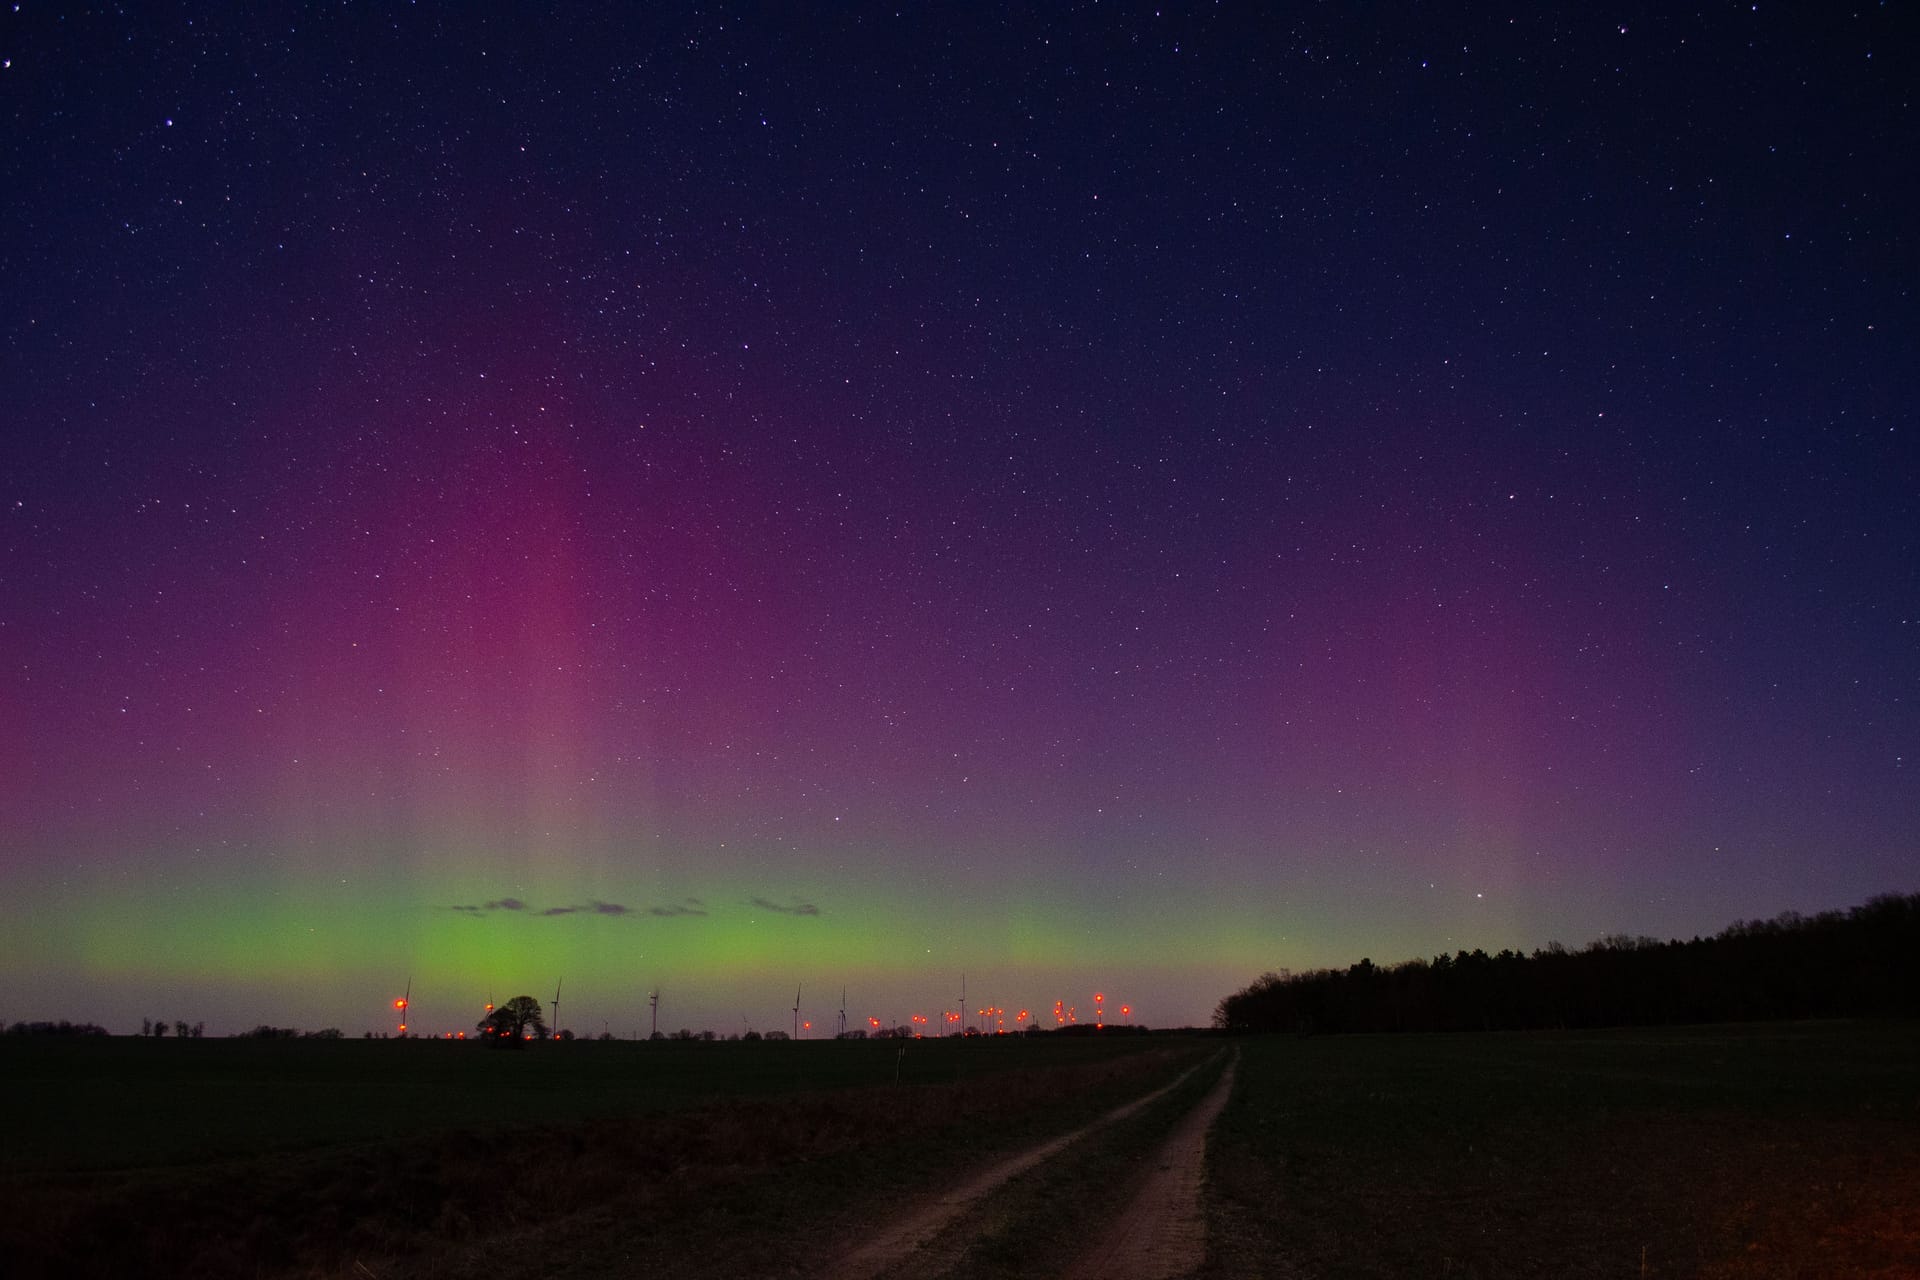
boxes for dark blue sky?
[2,3,1914,1033]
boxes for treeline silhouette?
[242,1025,344,1039]
[141,1018,204,1038]
[4,1020,110,1037]
[1215,892,1919,1034]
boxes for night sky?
[3,4,1914,1037]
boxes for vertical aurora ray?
[2,5,1914,1036]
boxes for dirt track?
[1064,1051,1239,1280]
[834,1054,1221,1279]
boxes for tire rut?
[1064,1050,1239,1280]
[832,1054,1220,1280]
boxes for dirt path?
[833,1054,1219,1280]
[1063,1050,1239,1280]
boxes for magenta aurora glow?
[2,5,1915,1035]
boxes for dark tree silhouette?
[5,1020,109,1036]
[479,995,547,1044]
[1215,892,1919,1035]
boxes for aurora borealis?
[2,5,1914,1036]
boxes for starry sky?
[2,4,1914,1037]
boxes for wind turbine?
[649,987,660,1039]
[838,985,847,1039]
[551,977,563,1040]
[394,976,411,1036]
[792,982,802,1040]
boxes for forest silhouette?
[1214,892,1919,1034]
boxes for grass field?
[0,1031,1207,1278]
[1203,1019,1920,1278]
[1,1031,1176,1172]
[8,1020,1915,1278]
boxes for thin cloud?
[449,897,529,914]
[751,896,821,917]
[452,896,672,919]
[540,900,632,918]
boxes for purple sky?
[2,4,1914,1035]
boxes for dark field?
[7,1021,1916,1278]
[3,1031,1175,1172]
[1204,1019,1920,1278]
[2,1032,1207,1278]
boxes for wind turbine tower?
[649,988,660,1038]
[551,977,563,1040]
[792,983,802,1040]
[838,985,847,1039]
